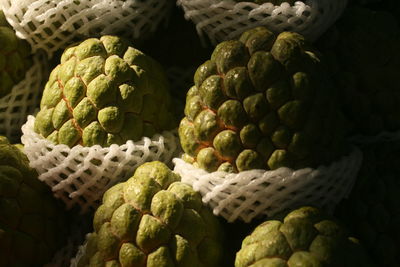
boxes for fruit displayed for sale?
[235,206,373,267]
[75,161,223,267]
[2,1,400,265]
[34,35,177,147]
[335,142,400,266]
[0,140,68,266]
[179,26,348,173]
[0,10,32,98]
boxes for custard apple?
[235,206,373,267]
[75,161,223,267]
[335,142,400,266]
[179,26,348,173]
[0,140,68,266]
[0,10,32,98]
[317,7,400,135]
[34,35,177,147]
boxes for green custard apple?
[317,7,400,136]
[75,161,223,267]
[179,26,348,173]
[0,10,32,98]
[335,142,400,266]
[0,139,68,266]
[235,206,374,267]
[34,35,177,147]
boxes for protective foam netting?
[177,0,348,44]
[348,131,400,146]
[21,115,181,213]
[0,0,174,58]
[0,52,48,142]
[173,147,362,223]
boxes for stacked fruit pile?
[0,1,399,266]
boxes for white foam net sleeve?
[173,147,362,223]
[21,115,181,213]
[0,52,48,142]
[0,0,174,58]
[177,0,348,44]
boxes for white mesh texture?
[173,147,362,223]
[0,0,174,58]
[0,52,48,142]
[177,0,348,44]
[21,115,181,213]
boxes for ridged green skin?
[0,10,32,98]
[317,7,400,136]
[0,141,68,266]
[34,36,176,147]
[76,161,223,267]
[335,142,400,266]
[179,27,347,173]
[235,206,373,267]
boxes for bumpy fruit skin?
[317,7,400,136]
[34,35,176,147]
[335,142,400,266]
[179,26,347,173]
[76,161,223,267]
[0,141,68,266]
[235,206,373,267]
[0,10,32,98]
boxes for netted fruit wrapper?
[177,0,348,45]
[173,147,362,223]
[0,0,174,58]
[0,51,48,142]
[21,115,181,213]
